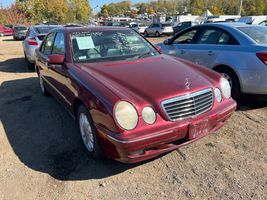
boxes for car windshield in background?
[162,24,171,27]
[15,27,27,31]
[238,26,267,44]
[71,30,158,63]
[34,26,57,34]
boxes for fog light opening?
[128,150,145,156]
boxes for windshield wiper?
[137,52,153,59]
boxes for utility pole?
[238,0,243,16]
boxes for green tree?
[190,0,205,15]
[68,0,93,23]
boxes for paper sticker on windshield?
[76,36,95,50]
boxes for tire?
[24,52,35,70]
[215,67,241,100]
[144,31,148,37]
[77,105,102,159]
[155,31,160,37]
[38,74,50,96]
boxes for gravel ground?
[0,36,266,200]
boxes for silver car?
[144,23,173,37]
[158,23,267,98]
[129,23,147,34]
[13,25,27,40]
[23,25,60,70]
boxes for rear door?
[185,27,240,68]
[36,32,56,93]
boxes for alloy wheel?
[79,113,94,152]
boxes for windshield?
[162,24,171,27]
[238,26,267,44]
[14,27,27,31]
[71,30,159,63]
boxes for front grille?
[162,88,213,121]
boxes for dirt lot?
[0,36,266,200]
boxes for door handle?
[208,51,214,56]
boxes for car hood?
[77,55,216,108]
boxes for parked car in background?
[129,23,148,34]
[35,26,236,163]
[144,23,173,37]
[23,24,61,70]
[0,25,13,36]
[13,25,27,40]
[158,23,267,99]
[173,21,198,34]
[259,20,267,26]
[238,16,267,24]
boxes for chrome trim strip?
[161,88,213,121]
[42,76,72,106]
[107,130,174,144]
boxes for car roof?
[200,22,262,29]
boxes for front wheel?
[77,105,102,159]
[155,31,160,37]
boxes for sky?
[0,0,147,13]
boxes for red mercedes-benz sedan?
[35,26,236,163]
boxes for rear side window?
[238,26,267,44]
[197,28,239,45]
[52,32,65,54]
[197,29,222,44]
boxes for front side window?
[71,30,159,63]
[52,32,65,54]
[41,32,56,55]
[173,29,197,44]
[238,26,267,44]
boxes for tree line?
[0,0,93,25]
[99,0,267,17]
[1,0,267,25]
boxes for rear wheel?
[155,31,160,37]
[38,74,50,96]
[24,52,35,70]
[144,31,148,37]
[77,105,102,159]
[215,67,241,100]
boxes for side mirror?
[48,54,64,64]
[155,46,162,53]
[163,38,172,45]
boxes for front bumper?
[99,99,236,163]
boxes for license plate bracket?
[189,118,210,140]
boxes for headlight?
[214,88,222,103]
[142,106,156,124]
[220,77,231,99]
[114,101,138,130]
